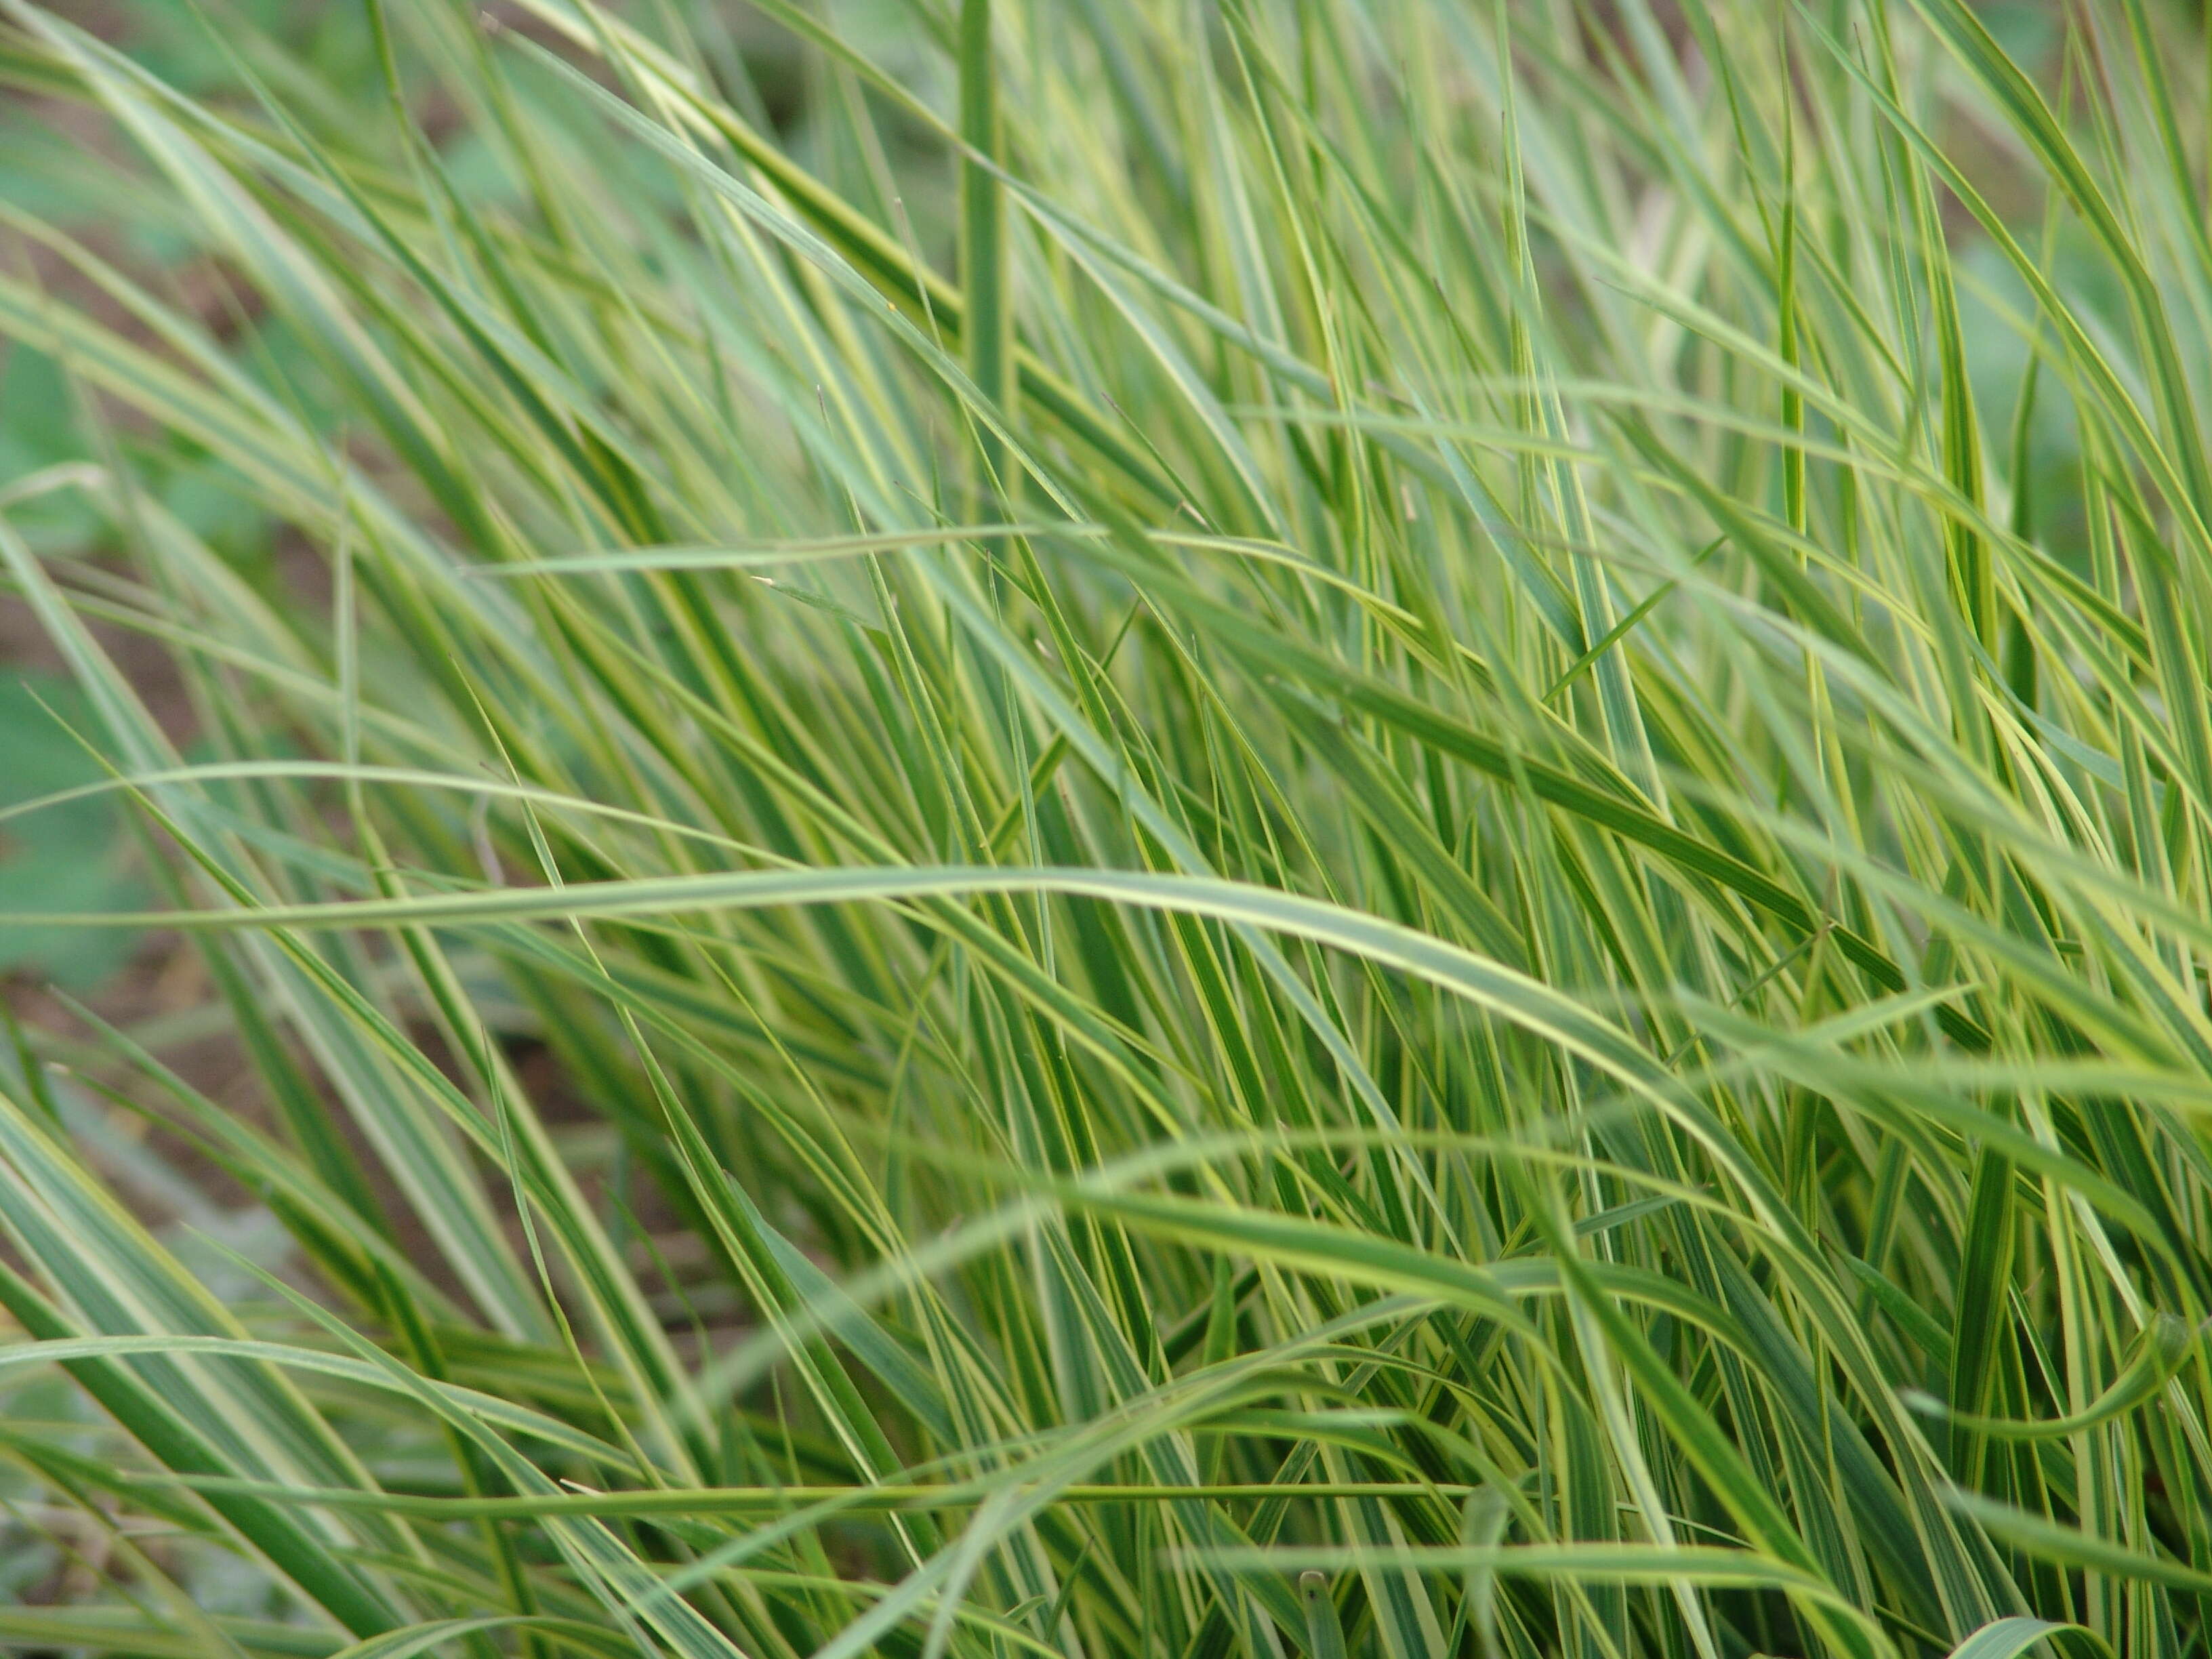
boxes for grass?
[0,0,2209,1655]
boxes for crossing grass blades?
[1,2,2211,1658]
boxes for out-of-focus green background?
[0,0,954,996]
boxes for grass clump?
[1,1,2211,1656]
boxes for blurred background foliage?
[0,0,945,987]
